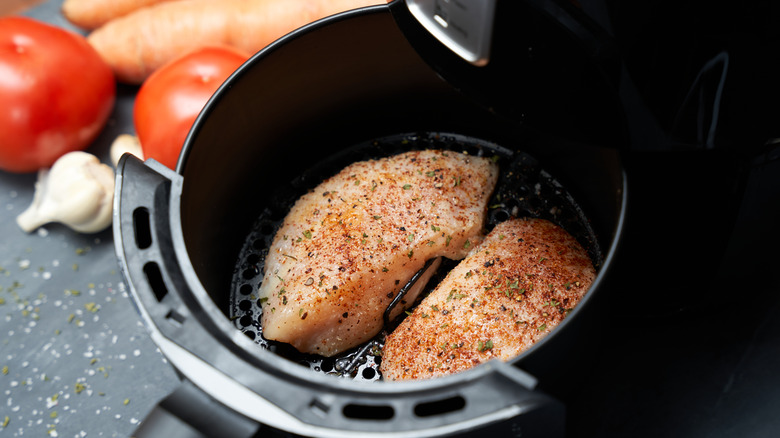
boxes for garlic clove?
[110,134,144,168]
[16,151,115,234]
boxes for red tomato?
[134,46,249,170]
[0,17,115,173]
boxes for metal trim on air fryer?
[405,0,496,65]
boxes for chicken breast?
[381,217,595,380]
[259,149,499,356]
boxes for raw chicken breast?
[381,217,595,380]
[259,150,499,356]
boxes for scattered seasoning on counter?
[0,229,180,437]
[74,382,86,394]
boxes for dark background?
[567,0,780,436]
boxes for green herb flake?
[74,382,86,394]
[477,340,494,352]
[402,184,412,190]
[447,289,466,301]
[2,416,8,428]
[85,302,99,313]
[2,365,8,375]
[303,230,312,239]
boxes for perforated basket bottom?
[229,132,601,381]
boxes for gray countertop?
[1,1,180,436]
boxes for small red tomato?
[0,17,115,173]
[134,46,249,170]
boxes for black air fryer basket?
[114,1,627,436]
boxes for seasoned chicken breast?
[381,217,595,380]
[259,150,499,356]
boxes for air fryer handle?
[112,154,189,324]
[133,380,260,438]
[391,0,627,148]
[398,0,613,66]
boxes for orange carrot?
[86,0,385,84]
[62,0,181,30]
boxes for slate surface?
[1,2,180,436]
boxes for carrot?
[62,0,182,30]
[86,0,385,84]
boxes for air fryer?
[112,0,757,436]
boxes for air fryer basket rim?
[178,2,623,385]
[115,2,627,434]
[173,2,556,392]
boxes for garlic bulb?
[16,151,115,234]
